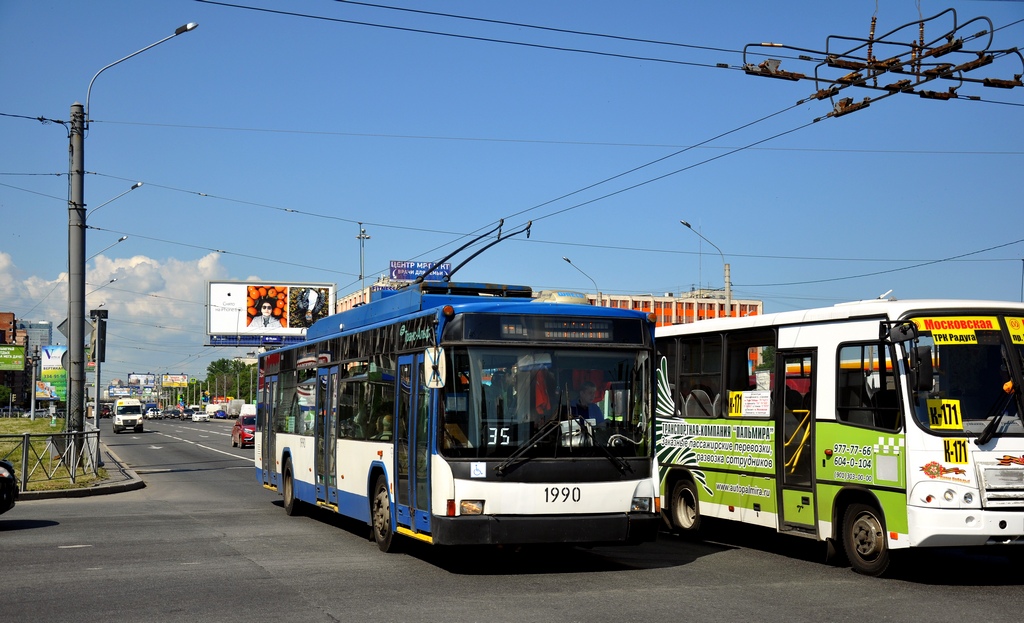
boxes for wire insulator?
[867,16,877,86]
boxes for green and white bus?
[655,299,1024,575]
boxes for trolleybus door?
[314,366,338,504]
[395,355,431,533]
[259,375,276,486]
[775,350,817,532]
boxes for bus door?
[314,366,338,504]
[395,354,431,533]
[775,350,817,532]
[260,374,276,486]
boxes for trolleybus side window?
[836,342,901,431]
[274,368,297,434]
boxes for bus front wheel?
[670,480,701,535]
[371,475,397,553]
[842,502,889,576]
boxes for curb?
[18,443,145,501]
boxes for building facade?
[17,320,51,358]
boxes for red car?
[231,415,256,448]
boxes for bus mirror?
[911,345,933,392]
[424,347,445,389]
[887,322,918,343]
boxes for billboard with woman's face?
[207,281,336,342]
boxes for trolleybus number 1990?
[545,486,582,503]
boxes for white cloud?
[4,251,234,380]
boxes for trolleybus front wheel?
[372,475,397,553]
[670,479,702,535]
[842,502,889,576]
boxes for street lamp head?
[562,256,571,264]
[175,22,199,36]
[117,235,128,242]
[131,182,143,190]
[680,220,692,229]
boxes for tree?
[755,346,775,371]
[205,358,250,401]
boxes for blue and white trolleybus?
[254,280,661,551]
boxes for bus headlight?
[460,500,484,515]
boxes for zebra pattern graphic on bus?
[655,356,711,496]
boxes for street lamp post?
[562,256,601,307]
[87,185,141,219]
[357,223,370,304]
[88,234,129,262]
[246,351,256,403]
[86,278,117,297]
[680,220,731,318]
[68,22,197,432]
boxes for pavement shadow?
[0,518,60,532]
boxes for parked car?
[162,408,181,420]
[0,458,18,516]
[213,409,228,419]
[181,408,195,420]
[145,407,160,420]
[192,411,210,423]
[231,415,256,448]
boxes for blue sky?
[2,0,1023,384]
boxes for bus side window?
[724,330,775,418]
[836,343,901,431]
[676,335,721,418]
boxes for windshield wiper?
[580,416,632,474]
[976,382,1016,446]
[494,419,560,475]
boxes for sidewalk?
[18,442,145,501]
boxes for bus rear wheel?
[842,502,889,576]
[283,461,302,517]
[670,480,701,535]
[371,475,397,553]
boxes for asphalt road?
[3,419,1024,623]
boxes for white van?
[113,398,144,434]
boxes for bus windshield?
[909,314,1024,437]
[438,346,650,459]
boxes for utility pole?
[69,102,86,432]
[90,309,107,429]
[357,223,370,304]
[29,347,40,421]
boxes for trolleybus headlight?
[631,497,653,512]
[943,489,956,502]
[630,480,656,513]
[460,500,484,515]
[963,492,974,504]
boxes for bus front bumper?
[430,512,661,546]
[907,506,1024,547]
